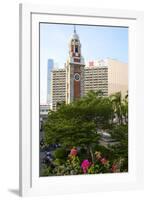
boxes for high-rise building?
[47,59,54,104]
[51,69,66,110]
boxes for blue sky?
[40,23,128,104]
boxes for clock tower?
[66,26,85,104]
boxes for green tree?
[109,124,128,171]
[44,91,113,161]
[121,92,128,124]
[110,92,122,124]
[110,91,128,125]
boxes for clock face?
[74,73,80,81]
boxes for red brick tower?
[66,26,85,103]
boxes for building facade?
[107,58,128,97]
[84,66,108,96]
[85,58,128,97]
[51,69,66,110]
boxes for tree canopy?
[44,91,113,148]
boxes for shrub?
[40,165,53,176]
[53,147,69,160]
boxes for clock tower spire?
[66,26,85,104]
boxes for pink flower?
[100,157,108,165]
[70,147,78,156]
[81,160,91,174]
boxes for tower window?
[75,46,78,53]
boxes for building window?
[75,46,78,53]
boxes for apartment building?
[51,69,66,110]
[84,66,108,96]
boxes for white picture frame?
[19,3,144,197]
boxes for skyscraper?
[47,59,54,105]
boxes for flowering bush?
[42,148,125,176]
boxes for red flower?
[70,147,78,156]
[100,157,108,165]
